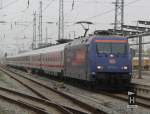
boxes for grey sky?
[0,0,149,55]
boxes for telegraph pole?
[114,0,124,33]
[138,35,142,79]
[58,0,64,40]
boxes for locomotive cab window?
[112,43,127,54]
[96,42,127,54]
[96,43,111,54]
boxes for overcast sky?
[0,0,149,55]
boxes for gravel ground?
[4,68,150,114]
[7,71,90,113]
[0,71,39,97]
[0,70,40,114]
[28,74,150,114]
[0,99,36,114]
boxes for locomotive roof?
[8,43,67,58]
[66,35,127,47]
[94,35,127,39]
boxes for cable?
[63,0,143,28]
[83,0,143,20]
[64,0,110,4]
[43,0,56,11]
[2,0,19,9]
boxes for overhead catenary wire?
[43,0,56,11]
[83,0,143,20]
[1,0,19,9]
[62,0,143,29]
[2,0,148,44]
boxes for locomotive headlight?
[123,66,128,70]
[97,66,103,70]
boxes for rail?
[0,67,119,114]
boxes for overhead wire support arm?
[123,25,150,32]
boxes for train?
[132,57,150,70]
[6,30,132,89]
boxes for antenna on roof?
[75,21,93,37]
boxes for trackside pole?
[138,35,142,79]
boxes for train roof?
[133,57,150,60]
[66,35,128,47]
[7,43,67,58]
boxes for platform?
[132,71,150,86]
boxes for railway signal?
[127,91,137,109]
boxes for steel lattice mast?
[39,1,43,45]
[58,0,64,40]
[114,0,124,33]
[32,11,36,49]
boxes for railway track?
[133,70,150,76]
[76,82,150,109]
[131,83,150,99]
[0,85,86,114]
[2,66,150,113]
[96,91,150,109]
[0,66,121,114]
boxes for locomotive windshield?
[96,43,127,54]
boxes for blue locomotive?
[6,30,132,89]
[64,31,132,87]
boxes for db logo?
[109,59,116,64]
